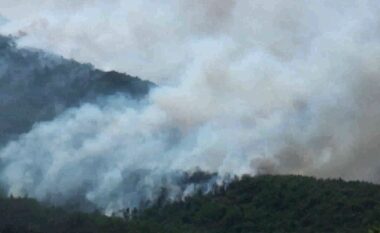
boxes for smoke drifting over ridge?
[0,36,152,145]
[1,1,380,212]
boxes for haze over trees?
[1,175,380,233]
[0,35,153,145]
[1,2,380,232]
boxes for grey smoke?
[1,1,380,213]
[0,15,7,27]
[0,35,152,145]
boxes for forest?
[1,175,380,233]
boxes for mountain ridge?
[1,175,380,233]
[0,35,154,145]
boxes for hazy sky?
[1,1,376,84]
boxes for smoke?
[1,0,380,212]
[0,35,152,145]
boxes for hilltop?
[1,175,380,233]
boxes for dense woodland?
[1,175,380,233]
[0,35,153,145]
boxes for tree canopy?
[1,175,380,233]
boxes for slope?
[1,175,380,233]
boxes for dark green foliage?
[0,197,124,233]
[132,175,380,233]
[0,35,154,145]
[1,175,380,232]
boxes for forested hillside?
[1,175,380,233]
[0,35,154,145]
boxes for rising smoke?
[0,35,152,145]
[1,1,380,213]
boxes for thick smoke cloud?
[1,1,380,212]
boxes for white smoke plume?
[1,1,380,212]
